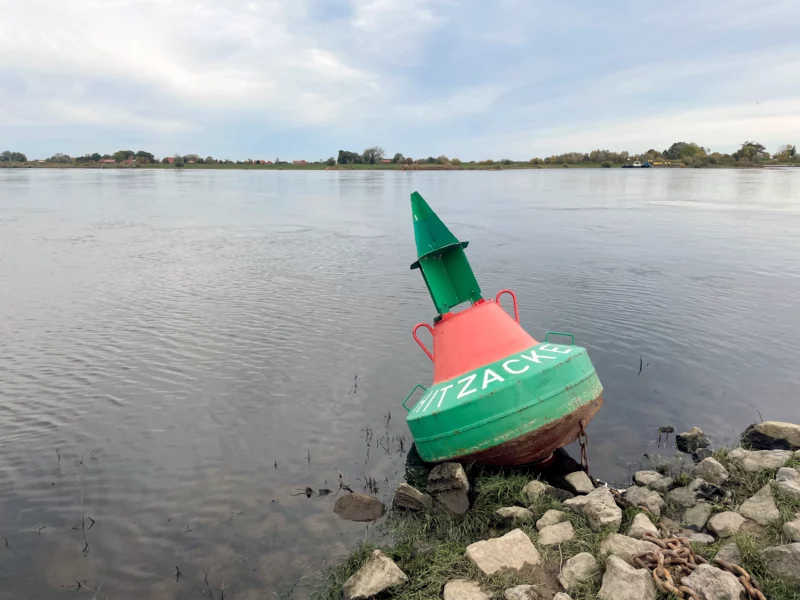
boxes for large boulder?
[443,579,491,600]
[557,552,599,590]
[428,463,470,514]
[738,484,780,525]
[633,471,663,486]
[693,458,729,485]
[598,555,657,600]
[686,532,716,545]
[598,533,659,564]
[564,488,622,532]
[742,421,800,450]
[495,507,535,524]
[667,485,700,508]
[680,563,745,600]
[683,503,713,532]
[538,521,575,546]
[762,543,800,585]
[334,494,386,522]
[783,518,800,542]
[649,476,674,493]
[536,509,566,531]
[393,483,432,512]
[465,528,541,575]
[727,447,793,472]
[676,427,710,453]
[342,550,408,600]
[625,486,665,518]
[627,513,660,539]
[523,480,549,503]
[563,471,594,494]
[775,467,800,500]
[707,512,745,538]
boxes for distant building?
[381,159,392,164]
[265,160,273,165]
[99,158,115,164]
[292,160,308,165]
[165,157,175,164]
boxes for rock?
[694,447,714,461]
[538,521,575,546]
[676,427,710,453]
[334,494,386,522]
[693,458,729,486]
[495,506,535,523]
[564,487,622,532]
[625,486,665,518]
[443,579,491,600]
[465,528,542,576]
[563,470,594,494]
[775,467,800,500]
[553,595,573,600]
[763,543,800,585]
[742,421,800,451]
[598,533,659,564]
[598,555,657,600]
[707,512,745,538]
[715,542,743,566]
[683,503,713,532]
[536,509,566,531]
[782,519,800,542]
[393,483,432,512]
[660,516,682,535]
[649,477,674,493]
[503,585,543,600]
[686,532,716,545]
[796,450,800,460]
[544,487,575,502]
[667,486,699,508]
[557,552,599,590]
[634,470,663,486]
[738,484,780,525]
[342,550,408,600]
[627,512,660,539]
[435,490,470,515]
[681,563,745,600]
[427,462,469,494]
[523,480,549,502]
[728,447,793,472]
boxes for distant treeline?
[1,141,797,168]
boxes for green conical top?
[410,191,482,315]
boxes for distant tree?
[113,150,134,162]
[500,158,512,165]
[451,158,461,165]
[325,157,336,166]
[174,154,185,168]
[362,146,385,164]
[89,153,101,161]
[162,157,170,164]
[1,150,28,162]
[530,157,543,165]
[392,152,404,163]
[664,142,704,160]
[436,155,450,164]
[426,156,436,164]
[601,161,612,168]
[337,150,362,164]
[183,154,200,163]
[46,153,72,164]
[562,163,569,168]
[404,157,414,165]
[742,141,766,153]
[134,150,154,162]
[205,156,216,164]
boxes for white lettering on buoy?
[502,359,529,375]
[482,368,504,389]
[519,349,556,364]
[436,384,454,408]
[539,344,573,354]
[457,373,478,399]
[414,389,434,412]
[422,389,438,412]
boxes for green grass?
[734,533,800,600]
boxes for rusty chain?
[633,532,766,600]
[577,419,590,476]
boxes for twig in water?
[757,409,764,423]
[638,355,643,377]
[4,537,8,548]
[36,525,47,535]
[175,566,182,582]
[185,524,193,532]
[274,461,278,469]
[307,449,311,464]
[348,373,359,395]
[55,447,61,465]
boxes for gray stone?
[649,477,674,493]
[503,585,543,600]
[598,555,657,600]
[428,462,469,494]
[738,484,780,525]
[564,487,622,532]
[342,550,408,600]
[796,450,800,460]
[775,467,800,500]
[627,512,660,539]
[694,447,714,461]
[683,503,713,532]
[634,470,663,486]
[435,489,470,515]
[783,519,800,542]
[598,533,659,564]
[693,458,729,486]
[707,512,745,538]
[625,486,665,518]
[495,506,535,523]
[563,470,594,494]
[667,486,699,508]
[763,543,800,585]
[553,595,573,600]
[676,427,710,453]
[742,421,800,451]
[681,563,745,600]
[523,480,549,502]
[538,521,575,546]
[660,516,682,535]
[715,542,743,566]
[686,532,716,545]
[557,552,599,590]
[465,528,542,575]
[728,447,793,472]
[536,509,566,531]
[443,579,491,600]
[393,483,432,512]
[334,494,386,522]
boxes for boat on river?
[401,192,604,466]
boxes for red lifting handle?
[496,289,519,323]
[413,323,434,362]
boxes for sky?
[1,0,799,161]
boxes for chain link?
[577,419,590,476]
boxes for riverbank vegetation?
[1,142,797,170]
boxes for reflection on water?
[1,168,799,597]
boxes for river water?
[1,168,799,597]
